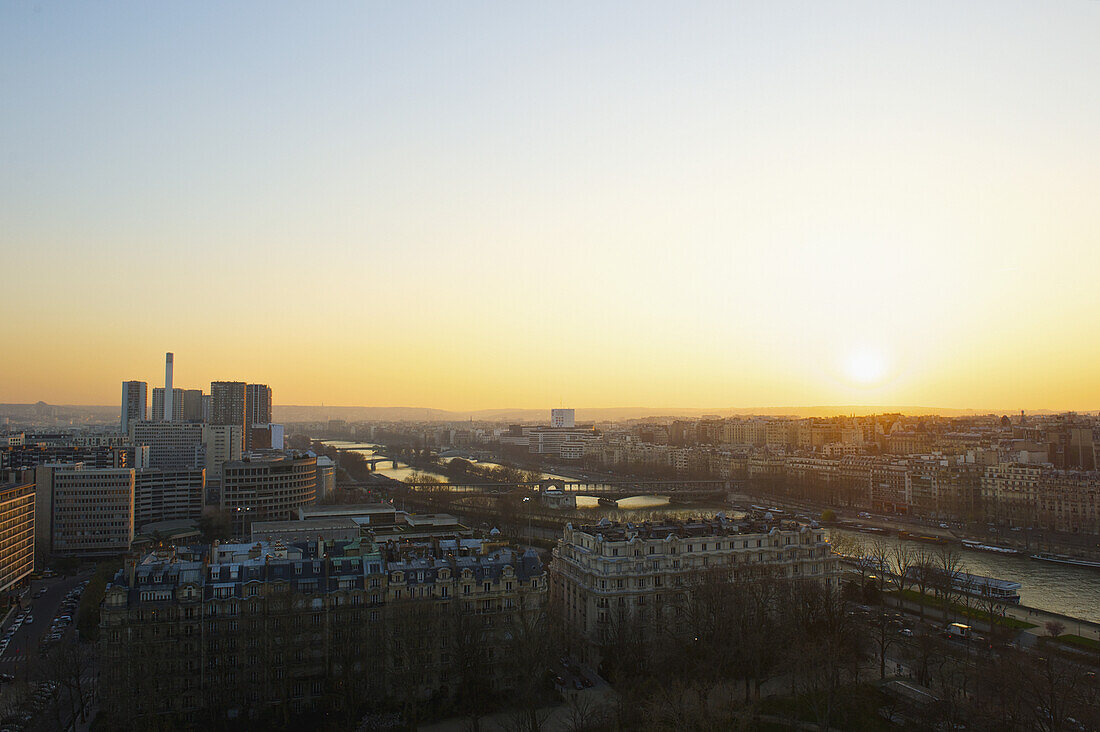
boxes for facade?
[982,463,1100,533]
[1,444,131,471]
[203,424,243,480]
[528,428,598,457]
[246,383,272,437]
[210,382,248,448]
[551,408,575,428]
[550,516,839,665]
[35,464,134,556]
[221,456,318,532]
[314,455,335,502]
[130,422,205,471]
[164,352,174,422]
[0,472,35,591]
[182,389,204,422]
[99,536,546,728]
[249,424,284,450]
[121,381,147,434]
[135,469,205,528]
[152,388,185,423]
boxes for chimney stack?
[164,352,174,421]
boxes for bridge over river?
[399,478,733,500]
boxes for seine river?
[321,441,1100,623]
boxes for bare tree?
[891,544,917,594]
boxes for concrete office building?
[130,422,205,471]
[35,464,135,556]
[221,455,317,532]
[0,471,35,591]
[121,381,147,434]
[135,469,205,527]
[2,443,131,471]
[202,424,243,481]
[551,408,576,428]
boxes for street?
[0,572,90,669]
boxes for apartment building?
[120,381,147,434]
[99,536,546,728]
[982,463,1100,533]
[550,516,838,665]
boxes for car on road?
[900,628,914,637]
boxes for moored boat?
[961,539,1019,556]
[1031,553,1100,569]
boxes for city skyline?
[3,2,1099,411]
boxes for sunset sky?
[2,2,1098,411]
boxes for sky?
[1,2,1098,411]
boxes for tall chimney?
[164,352,174,422]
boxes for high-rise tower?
[164,353,174,422]
[211,381,248,452]
[121,381,147,434]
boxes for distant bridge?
[399,479,733,499]
[360,456,399,470]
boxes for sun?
[845,346,888,385]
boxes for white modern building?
[551,408,576,428]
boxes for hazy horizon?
[4,400,1095,424]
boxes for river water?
[320,441,728,518]
[829,528,1100,624]
[321,441,1100,622]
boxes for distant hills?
[270,404,1063,424]
[1,403,1090,427]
